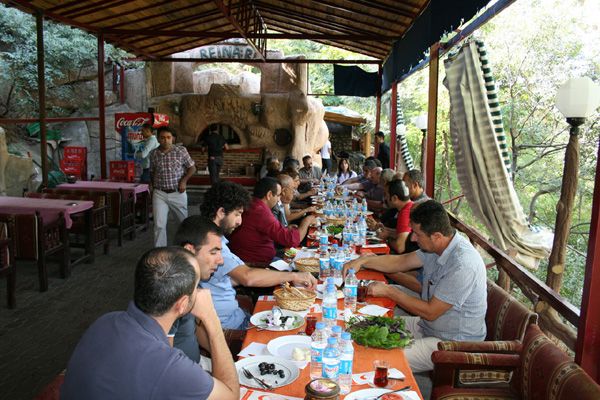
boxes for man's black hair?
[253,177,279,199]
[375,131,385,138]
[404,169,425,188]
[282,157,300,171]
[200,181,251,221]
[157,126,176,138]
[363,159,378,169]
[174,215,223,248]
[410,200,455,237]
[388,179,410,202]
[302,154,312,163]
[142,123,152,130]
[134,247,197,316]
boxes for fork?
[241,367,272,390]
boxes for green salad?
[346,316,413,349]
[326,225,344,235]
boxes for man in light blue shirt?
[198,181,317,330]
[344,200,487,372]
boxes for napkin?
[238,342,267,357]
[352,368,405,385]
[358,304,391,317]
[240,387,303,400]
[270,260,293,271]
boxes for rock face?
[0,128,34,196]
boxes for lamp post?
[414,114,428,171]
[546,77,600,292]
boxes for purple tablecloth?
[0,196,93,228]
[57,181,149,202]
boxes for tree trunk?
[546,121,582,291]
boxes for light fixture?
[556,77,600,134]
[413,113,428,171]
[251,102,264,115]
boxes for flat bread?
[294,257,319,267]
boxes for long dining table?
[239,269,424,399]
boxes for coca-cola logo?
[116,117,148,128]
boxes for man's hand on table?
[290,272,318,290]
[342,253,377,277]
[367,281,389,297]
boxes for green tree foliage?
[0,4,128,117]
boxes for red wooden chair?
[0,217,16,308]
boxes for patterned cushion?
[486,280,537,341]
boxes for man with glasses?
[229,177,316,264]
[343,200,487,373]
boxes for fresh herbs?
[346,316,413,349]
[326,225,344,235]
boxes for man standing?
[229,177,316,264]
[344,200,487,372]
[375,131,390,169]
[402,169,430,204]
[61,246,239,400]
[319,138,333,174]
[150,127,196,247]
[134,123,159,183]
[197,181,317,330]
[201,124,228,185]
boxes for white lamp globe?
[555,77,600,119]
[413,114,428,130]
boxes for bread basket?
[294,257,320,273]
[274,283,316,311]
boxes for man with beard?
[61,246,239,400]
[200,181,317,330]
[167,216,226,362]
[342,200,487,373]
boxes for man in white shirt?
[320,139,332,174]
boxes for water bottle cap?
[332,243,338,249]
[332,325,342,333]
[341,332,352,340]
[315,322,326,330]
[326,277,334,284]
[328,337,337,344]
[348,268,355,274]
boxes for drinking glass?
[305,315,318,336]
[373,360,389,388]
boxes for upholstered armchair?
[431,324,600,400]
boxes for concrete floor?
[0,206,431,400]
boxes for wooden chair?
[106,189,135,246]
[0,212,69,292]
[431,324,600,399]
[0,217,17,308]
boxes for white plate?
[266,335,311,362]
[344,388,391,400]
[250,310,305,331]
[315,287,344,299]
[235,355,299,389]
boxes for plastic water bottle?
[342,244,352,262]
[310,322,328,379]
[332,245,344,283]
[323,284,338,329]
[319,245,330,280]
[330,325,342,343]
[352,198,359,214]
[344,268,358,312]
[358,217,367,246]
[322,337,340,382]
[361,198,368,214]
[329,243,339,272]
[338,332,354,394]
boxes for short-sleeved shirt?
[299,166,322,181]
[200,237,249,329]
[150,145,195,192]
[337,170,357,184]
[366,183,385,203]
[377,142,390,169]
[167,313,200,362]
[395,201,414,233]
[272,201,288,227]
[229,198,300,263]
[61,301,214,400]
[416,233,487,341]
[321,140,331,159]
[201,132,227,157]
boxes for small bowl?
[66,175,77,183]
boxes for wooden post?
[98,34,107,179]
[390,82,397,169]
[36,11,48,187]
[546,118,582,291]
[576,135,600,382]
[424,43,440,198]
[373,64,382,158]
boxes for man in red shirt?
[376,179,414,254]
[229,177,316,264]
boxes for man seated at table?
[341,159,378,191]
[278,173,317,224]
[61,246,239,400]
[168,217,227,362]
[374,179,414,255]
[298,154,322,193]
[287,169,316,204]
[343,200,487,373]
[356,167,386,213]
[229,177,317,265]
[403,169,430,205]
[197,181,317,331]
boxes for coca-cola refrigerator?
[114,112,169,161]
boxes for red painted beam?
[576,139,600,383]
[0,117,100,124]
[84,0,174,24]
[98,34,107,179]
[65,0,134,19]
[390,82,397,169]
